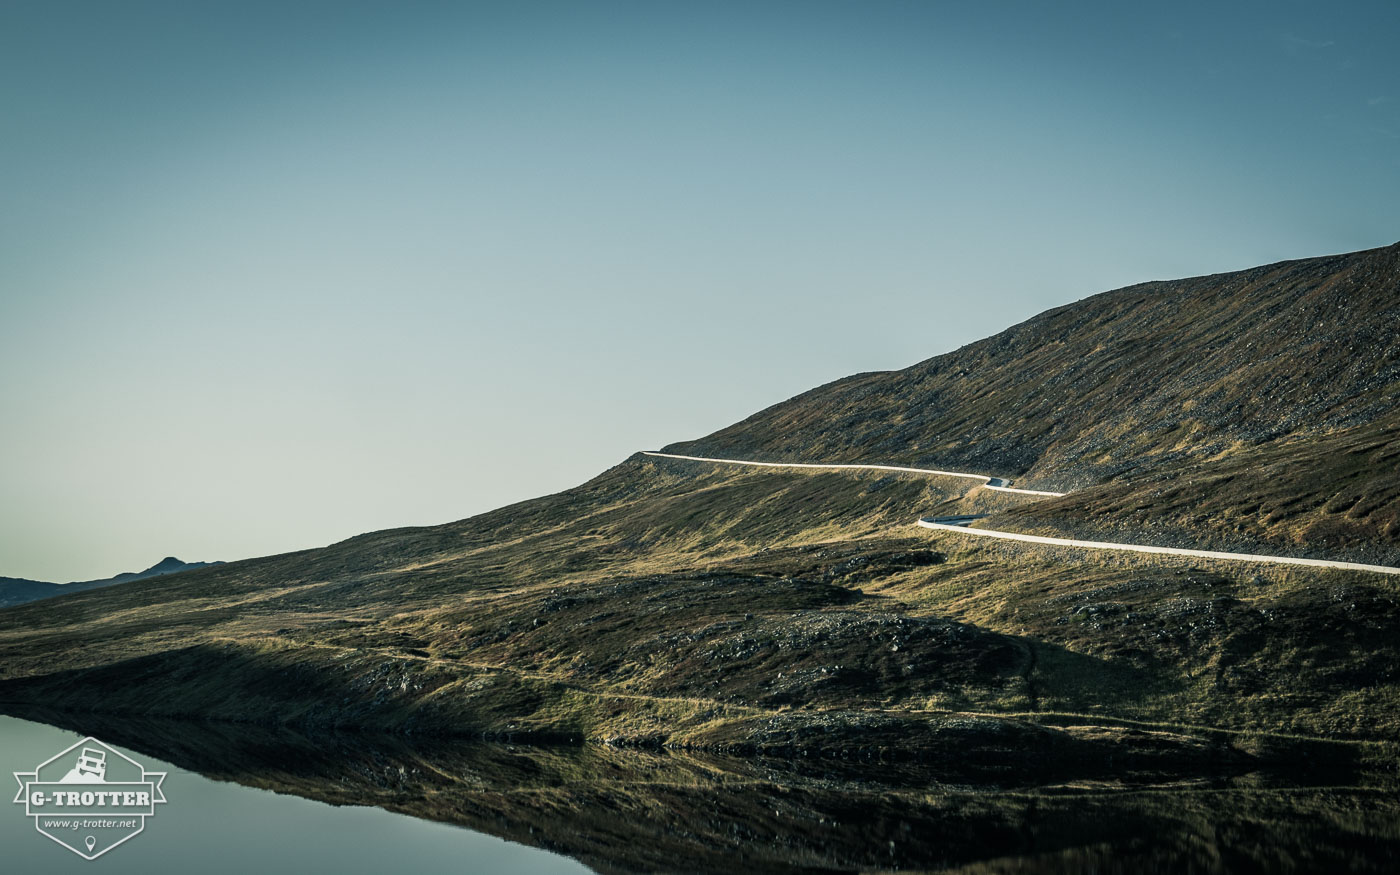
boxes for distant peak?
[141,557,188,574]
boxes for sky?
[2,0,1398,582]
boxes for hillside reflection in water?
[4,710,1398,874]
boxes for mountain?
[0,242,1397,785]
[668,241,1400,482]
[668,241,1400,565]
[0,557,223,609]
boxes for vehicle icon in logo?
[60,748,108,784]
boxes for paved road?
[643,451,1400,576]
[641,451,1065,497]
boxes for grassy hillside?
[1000,411,1400,565]
[2,456,1398,768]
[667,241,1400,487]
[663,241,1400,564]
[2,243,1398,787]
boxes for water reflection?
[4,707,1398,873]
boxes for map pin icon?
[85,836,96,853]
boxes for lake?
[2,715,587,874]
[4,711,1398,873]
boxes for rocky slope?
[1000,410,1400,565]
[1,242,1397,786]
[667,241,1400,489]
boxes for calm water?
[4,710,1399,873]
[1,716,587,874]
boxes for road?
[641,451,1400,576]
[641,451,1065,497]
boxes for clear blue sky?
[3,1,1397,581]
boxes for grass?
[666,243,1400,500]
[3,243,1398,780]
[2,454,1398,779]
[1003,413,1400,566]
